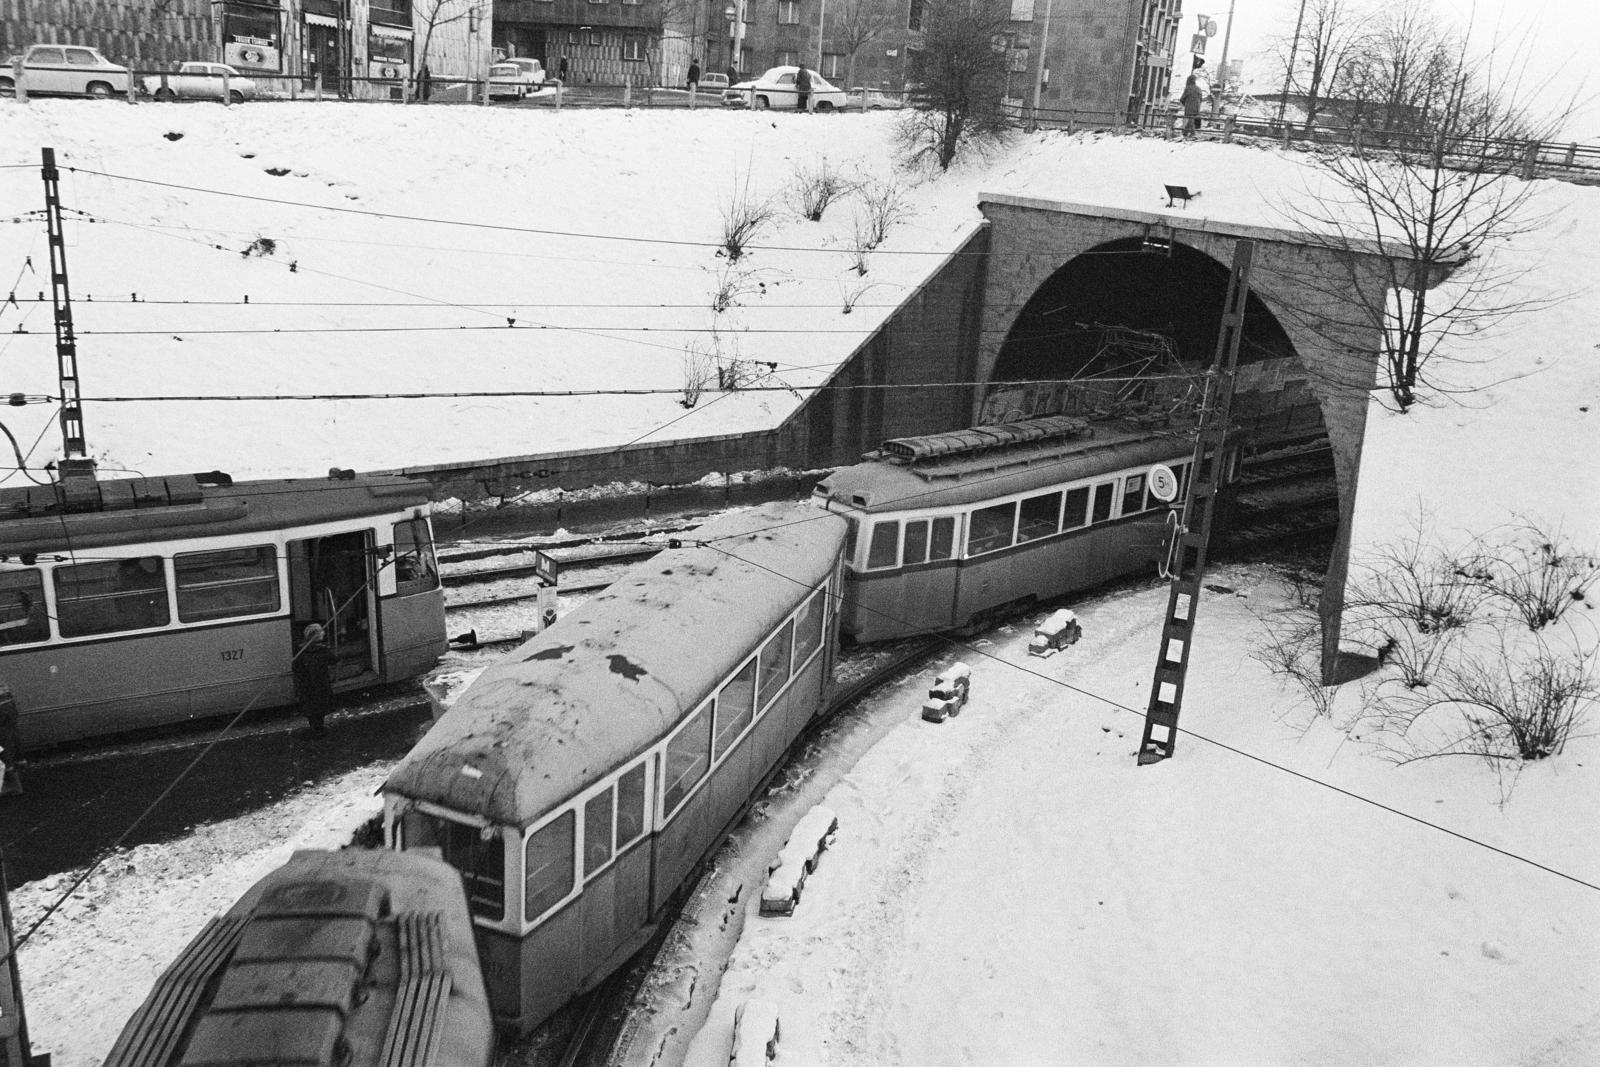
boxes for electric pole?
[1031,0,1055,116]
[1136,239,1253,766]
[1210,0,1236,117]
[41,147,98,509]
[1276,0,1307,127]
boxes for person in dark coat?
[293,623,336,736]
[558,55,569,83]
[795,64,813,112]
[1180,59,1206,138]
[687,58,701,92]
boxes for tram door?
[288,531,376,684]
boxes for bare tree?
[1280,5,1564,411]
[1268,0,1370,131]
[831,0,897,93]
[897,0,1012,170]
[413,0,484,101]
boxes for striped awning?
[303,12,340,28]
[370,23,413,39]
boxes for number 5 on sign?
[1147,463,1180,503]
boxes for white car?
[142,62,255,103]
[722,66,846,111]
[1,44,130,98]
[848,86,906,110]
[488,57,546,100]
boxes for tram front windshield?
[400,809,505,920]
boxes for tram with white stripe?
[0,471,447,749]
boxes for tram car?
[0,470,447,749]
[380,501,846,1034]
[814,415,1226,643]
[103,847,495,1067]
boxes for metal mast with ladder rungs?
[41,146,98,509]
[1137,239,1254,765]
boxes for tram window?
[930,516,956,560]
[0,569,49,646]
[402,811,505,921]
[174,545,279,623]
[525,810,576,922]
[616,762,647,848]
[714,660,756,758]
[903,519,930,565]
[867,521,900,569]
[583,790,613,878]
[842,517,859,565]
[792,591,824,667]
[1018,491,1062,542]
[54,557,170,638]
[663,703,713,814]
[1121,475,1146,516]
[1090,483,1115,525]
[1062,486,1090,530]
[756,622,794,710]
[967,502,1016,556]
[392,518,440,595]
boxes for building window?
[778,0,799,24]
[221,2,283,72]
[821,52,842,79]
[589,30,603,46]
[908,0,924,32]
[370,0,411,26]
[776,49,798,67]
[568,30,581,44]
[624,36,647,60]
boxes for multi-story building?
[1,0,495,100]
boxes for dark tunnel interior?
[993,238,1298,382]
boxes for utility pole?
[817,0,827,72]
[40,148,98,509]
[1030,0,1054,116]
[1276,0,1307,127]
[1210,0,1235,118]
[1136,239,1253,766]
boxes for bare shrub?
[719,172,777,262]
[680,342,715,408]
[790,161,854,222]
[717,357,778,391]
[854,178,911,249]
[711,263,767,314]
[1252,608,1338,722]
[1467,522,1599,632]
[1344,516,1487,640]
[1370,635,1597,764]
[840,280,881,314]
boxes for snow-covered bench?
[920,661,972,722]
[1028,609,1082,657]
[730,998,781,1064]
[759,805,839,916]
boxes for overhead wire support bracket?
[1136,238,1254,766]
[41,146,98,502]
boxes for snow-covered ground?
[3,101,1596,1066]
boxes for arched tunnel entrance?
[985,237,1339,554]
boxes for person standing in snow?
[558,55,570,84]
[1180,60,1207,139]
[687,58,701,92]
[293,623,336,737]
[795,64,813,113]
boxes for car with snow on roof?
[722,65,846,110]
[141,61,255,103]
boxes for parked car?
[1,44,130,98]
[722,66,846,111]
[694,71,730,92]
[488,57,545,100]
[142,62,255,103]
[847,86,906,110]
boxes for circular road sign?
[1148,463,1180,503]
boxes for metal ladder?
[1137,240,1255,765]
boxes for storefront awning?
[370,24,413,39]
[303,12,340,28]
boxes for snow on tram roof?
[0,472,433,554]
[816,422,1192,513]
[384,501,846,828]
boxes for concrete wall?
[380,223,990,500]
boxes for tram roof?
[383,501,846,828]
[0,472,435,554]
[815,422,1193,513]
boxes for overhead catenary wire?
[694,537,1600,898]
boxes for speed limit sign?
[1147,463,1180,503]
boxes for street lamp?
[724,2,739,74]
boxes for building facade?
[1,0,494,99]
